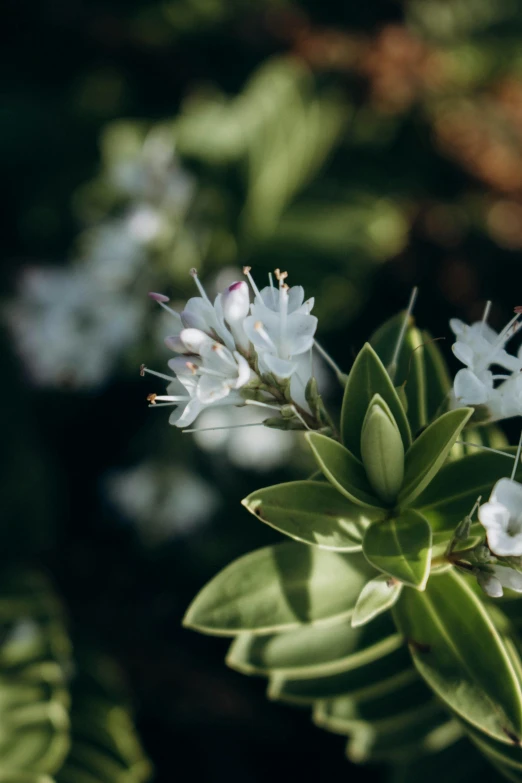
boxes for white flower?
[450,310,522,422]
[477,565,522,598]
[146,267,321,429]
[450,317,522,374]
[242,267,317,380]
[478,478,522,555]
[453,368,494,406]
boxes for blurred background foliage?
[6,0,522,779]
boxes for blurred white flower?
[6,266,145,388]
[478,477,522,556]
[193,406,295,471]
[477,565,522,598]
[106,462,218,544]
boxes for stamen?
[494,313,521,349]
[190,268,212,304]
[142,367,176,383]
[154,395,191,402]
[243,266,262,299]
[254,321,277,351]
[388,286,419,382]
[455,441,517,460]
[183,422,266,433]
[314,340,347,385]
[288,405,312,431]
[244,400,281,412]
[510,427,522,481]
[481,300,492,328]
[148,293,182,320]
[279,282,288,352]
[148,292,170,303]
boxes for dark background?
[4,0,522,780]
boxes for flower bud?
[222,281,250,322]
[360,394,404,505]
[179,328,213,355]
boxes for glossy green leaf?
[352,575,403,627]
[415,449,522,533]
[184,542,375,636]
[398,407,474,507]
[370,313,428,435]
[226,612,395,675]
[268,636,412,704]
[362,510,432,590]
[241,481,384,551]
[392,569,522,742]
[306,432,385,509]
[341,343,411,458]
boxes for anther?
[139,364,146,377]
[274,269,288,282]
[147,393,157,404]
[186,362,199,374]
[243,266,252,275]
[148,292,170,303]
[515,306,522,314]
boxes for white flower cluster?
[144,268,318,428]
[451,310,522,421]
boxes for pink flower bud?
[222,281,250,322]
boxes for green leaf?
[0,572,72,777]
[415,448,522,533]
[306,432,386,509]
[392,569,522,743]
[370,313,428,434]
[268,635,412,704]
[241,481,384,551]
[352,575,403,627]
[226,613,395,676]
[183,543,375,636]
[341,343,411,458]
[56,652,152,783]
[422,330,452,423]
[362,510,432,590]
[314,675,434,734]
[398,407,474,507]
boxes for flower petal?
[197,374,231,404]
[262,353,296,379]
[453,368,491,405]
[491,478,522,519]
